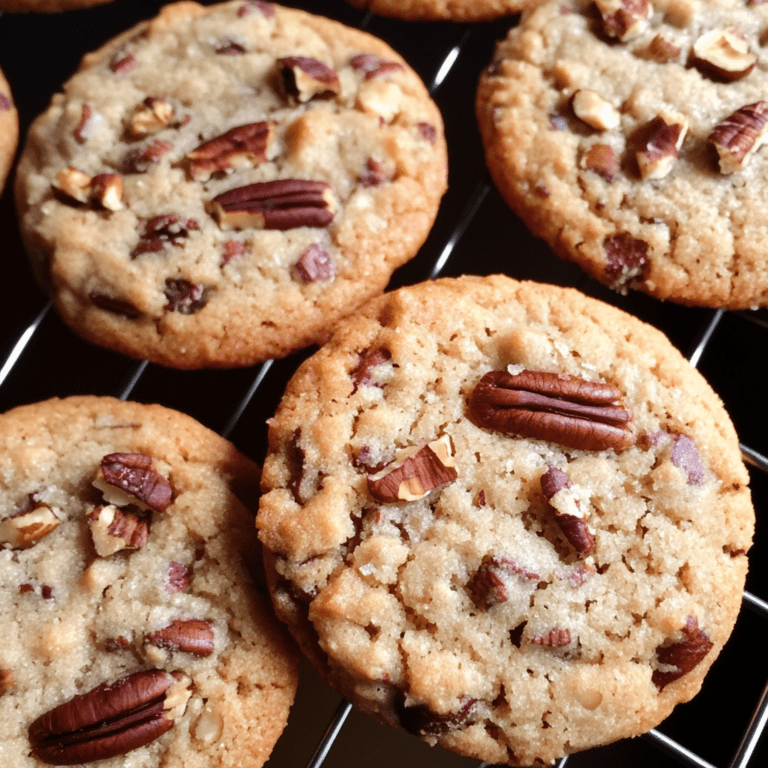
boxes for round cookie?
[0,66,19,194]
[256,274,754,766]
[344,0,530,22]
[477,0,768,309]
[0,396,298,767]
[0,0,112,12]
[15,0,447,369]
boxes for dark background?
[1,2,766,766]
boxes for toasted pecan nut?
[572,90,620,131]
[94,452,172,512]
[87,505,149,557]
[692,28,757,82]
[467,555,539,609]
[208,178,337,230]
[635,112,688,180]
[595,0,653,41]
[146,619,215,656]
[469,369,635,451]
[540,466,595,554]
[396,694,478,737]
[186,121,276,181]
[278,56,340,102]
[0,503,60,550]
[710,101,768,174]
[652,616,713,690]
[128,97,175,138]
[367,435,457,503]
[28,669,191,765]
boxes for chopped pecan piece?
[653,616,713,690]
[146,619,214,656]
[692,28,757,82]
[53,168,123,210]
[581,143,621,181]
[208,178,337,231]
[595,0,652,41]
[367,435,457,503]
[603,231,648,287]
[351,346,391,390]
[131,213,197,258]
[278,56,340,102]
[28,669,191,764]
[123,139,173,174]
[94,452,172,512]
[0,502,60,550]
[221,239,248,265]
[87,505,149,557]
[541,466,595,554]
[469,369,635,452]
[644,34,681,63]
[710,101,768,174]
[467,555,539,609]
[635,112,688,180]
[128,97,174,138]
[110,50,136,74]
[359,157,391,187]
[670,434,705,485]
[530,628,572,647]
[0,669,14,695]
[396,694,477,737]
[90,292,142,319]
[215,38,247,55]
[186,121,276,181]
[0,93,12,111]
[164,279,211,315]
[572,89,620,131]
[74,104,93,144]
[417,122,437,144]
[292,244,335,284]
[167,561,190,593]
[349,52,404,79]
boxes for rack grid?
[1,2,766,767]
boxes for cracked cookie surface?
[476,0,768,309]
[0,395,297,767]
[15,0,447,368]
[256,274,753,766]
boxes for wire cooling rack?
[1,1,767,766]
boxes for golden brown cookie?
[15,0,447,368]
[257,274,754,766]
[0,65,18,194]
[477,0,768,309]
[344,0,531,22]
[1,395,298,767]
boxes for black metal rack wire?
[1,2,766,767]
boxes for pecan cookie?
[344,0,529,22]
[15,0,447,368]
[477,0,768,309]
[256,274,754,766]
[0,396,298,767]
[0,66,18,193]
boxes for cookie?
[0,66,18,194]
[344,0,529,22]
[0,0,112,12]
[15,0,447,369]
[256,274,754,766]
[476,0,768,309]
[0,395,298,767]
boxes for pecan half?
[94,453,172,512]
[652,616,713,690]
[208,178,337,231]
[28,669,191,765]
[540,466,595,554]
[469,369,635,451]
[146,619,214,657]
[710,101,768,174]
[186,121,276,181]
[87,505,149,556]
[367,435,457,503]
[278,56,340,102]
[0,503,60,550]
